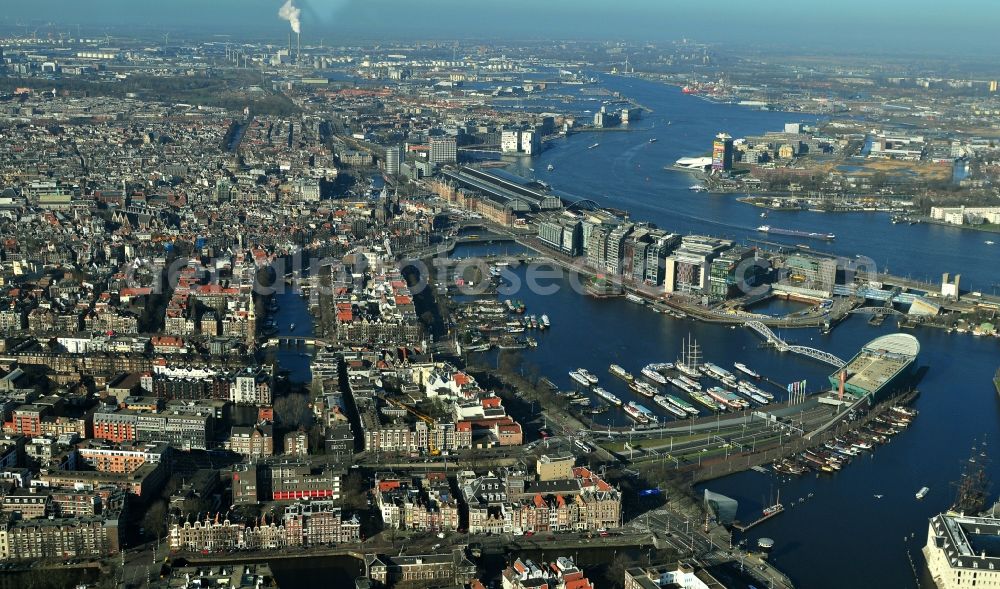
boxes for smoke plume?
[278,0,302,34]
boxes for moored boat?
[609,364,634,382]
[630,380,658,398]
[593,387,622,406]
[579,368,598,384]
[624,402,649,424]
[734,362,760,379]
[655,395,687,418]
[666,394,699,416]
[569,370,592,387]
[641,364,668,385]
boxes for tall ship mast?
[951,440,990,515]
[677,334,703,378]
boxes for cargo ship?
[593,387,622,406]
[757,225,835,241]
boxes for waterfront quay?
[415,214,993,340]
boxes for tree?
[274,393,314,430]
[143,500,167,541]
[605,552,632,589]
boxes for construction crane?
[385,397,441,455]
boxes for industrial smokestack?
[278,0,301,34]
[297,31,300,63]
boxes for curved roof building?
[829,333,920,402]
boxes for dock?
[732,504,784,532]
[994,367,1000,397]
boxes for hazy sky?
[3,0,996,54]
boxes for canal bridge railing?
[745,320,846,368]
[263,336,329,349]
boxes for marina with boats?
[556,334,805,427]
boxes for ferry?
[757,225,836,241]
[624,402,649,424]
[641,364,668,385]
[609,364,634,382]
[540,314,550,329]
[569,370,592,387]
[666,394,700,416]
[588,143,600,149]
[593,387,622,406]
[655,395,687,418]
[734,362,760,379]
[630,380,658,398]
[578,368,598,384]
[625,293,646,305]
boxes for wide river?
[272,75,1000,589]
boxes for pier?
[732,504,785,533]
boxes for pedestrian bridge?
[263,336,329,349]
[745,321,846,368]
